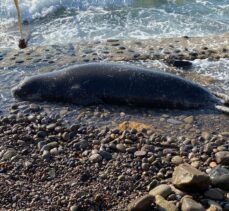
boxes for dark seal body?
[12,63,221,109]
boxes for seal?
[11,63,229,112]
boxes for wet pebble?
[89,153,102,163]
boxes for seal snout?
[11,86,22,99]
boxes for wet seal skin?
[12,63,229,113]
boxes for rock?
[211,174,229,191]
[70,205,79,211]
[128,194,154,211]
[73,140,88,150]
[184,116,194,124]
[42,150,51,160]
[134,151,147,157]
[29,104,40,112]
[208,166,229,190]
[181,197,205,211]
[209,165,229,178]
[2,148,16,160]
[116,144,126,152]
[46,123,56,130]
[204,188,224,200]
[171,156,183,165]
[149,184,173,198]
[215,151,229,165]
[50,148,59,155]
[142,163,150,170]
[99,150,112,160]
[41,142,58,151]
[224,203,229,211]
[172,163,210,191]
[207,200,222,211]
[201,131,210,140]
[89,153,102,163]
[155,195,178,211]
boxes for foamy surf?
[0,0,229,48]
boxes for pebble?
[42,150,51,160]
[73,140,88,150]
[15,60,24,64]
[2,148,16,161]
[116,144,126,152]
[155,195,178,211]
[128,194,154,211]
[99,150,112,160]
[172,163,210,191]
[70,205,79,211]
[149,184,173,198]
[215,151,229,165]
[50,148,59,155]
[204,188,225,200]
[183,116,194,124]
[171,156,183,165]
[207,200,223,211]
[181,197,205,211]
[134,151,147,157]
[211,174,229,191]
[89,153,102,163]
[41,142,59,151]
[29,104,40,112]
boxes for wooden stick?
[14,0,23,39]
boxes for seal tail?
[215,105,229,115]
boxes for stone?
[207,200,222,211]
[116,144,126,152]
[89,153,102,163]
[134,151,147,157]
[181,197,205,211]
[42,150,51,160]
[172,163,210,191]
[50,148,59,155]
[215,151,229,165]
[155,195,178,211]
[73,140,88,150]
[211,174,229,191]
[128,194,154,211]
[70,205,79,211]
[46,123,57,130]
[184,116,194,124]
[201,131,210,140]
[41,142,58,151]
[99,151,112,160]
[171,156,183,165]
[204,188,224,200]
[2,148,16,160]
[149,184,173,198]
[224,203,229,211]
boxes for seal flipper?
[215,105,229,115]
[212,92,229,102]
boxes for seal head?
[12,76,58,101]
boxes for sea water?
[0,0,229,47]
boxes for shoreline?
[0,33,229,70]
[0,34,229,210]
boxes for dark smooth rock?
[99,150,112,160]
